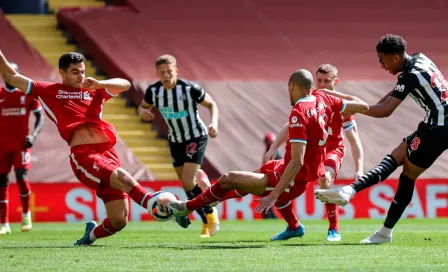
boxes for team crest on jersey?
[20,95,26,104]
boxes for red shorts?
[324,147,345,177]
[0,148,32,174]
[69,142,127,203]
[259,159,308,205]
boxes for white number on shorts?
[21,151,31,165]
[318,114,329,146]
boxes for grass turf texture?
[1,219,447,271]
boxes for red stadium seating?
[57,0,448,178]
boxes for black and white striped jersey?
[144,78,208,143]
[391,53,448,126]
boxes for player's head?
[288,69,314,106]
[155,55,178,89]
[58,52,86,88]
[376,34,407,75]
[315,64,339,90]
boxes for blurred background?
[0,0,447,222]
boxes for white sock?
[23,211,31,218]
[89,229,97,241]
[341,185,356,197]
[1,223,10,228]
[378,225,393,237]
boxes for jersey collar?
[4,86,17,93]
[295,95,315,105]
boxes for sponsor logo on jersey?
[56,90,92,100]
[1,107,26,116]
[159,107,189,119]
[394,84,405,92]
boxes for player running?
[0,50,182,245]
[0,63,44,234]
[315,34,448,244]
[163,69,369,241]
[265,64,364,242]
[138,55,219,237]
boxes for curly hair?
[376,34,407,54]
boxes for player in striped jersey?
[138,55,220,237]
[315,34,448,244]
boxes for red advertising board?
[6,179,448,222]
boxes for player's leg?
[108,167,152,208]
[361,126,448,244]
[75,198,128,245]
[0,152,12,235]
[0,173,11,235]
[167,171,269,216]
[315,141,405,206]
[14,169,32,231]
[196,169,211,191]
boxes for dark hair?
[316,63,338,77]
[58,52,86,71]
[155,55,177,67]
[376,34,407,54]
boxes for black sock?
[351,154,398,192]
[384,173,416,228]
[186,185,210,224]
[191,184,214,214]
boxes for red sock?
[128,185,152,209]
[186,182,230,211]
[221,190,248,201]
[276,201,300,231]
[92,218,118,240]
[0,186,8,224]
[17,179,31,214]
[326,203,339,231]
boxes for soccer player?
[315,34,448,244]
[0,50,169,245]
[138,55,219,237]
[164,70,369,241]
[0,63,44,234]
[265,64,364,241]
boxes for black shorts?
[169,136,208,167]
[403,122,448,169]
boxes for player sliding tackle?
[0,50,187,245]
[163,69,369,240]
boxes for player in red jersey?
[0,63,44,235]
[164,70,368,241]
[264,64,364,241]
[0,50,174,245]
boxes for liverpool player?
[164,70,368,242]
[0,63,44,234]
[0,50,175,245]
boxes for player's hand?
[139,107,155,121]
[255,194,278,214]
[264,148,276,163]
[24,135,35,148]
[208,123,218,138]
[355,171,364,180]
[82,77,101,89]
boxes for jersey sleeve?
[98,88,117,102]
[26,81,51,98]
[30,98,42,112]
[288,109,308,144]
[391,72,418,100]
[144,85,154,105]
[190,83,206,103]
[328,94,346,113]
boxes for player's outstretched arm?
[200,93,219,138]
[256,142,305,213]
[264,122,288,162]
[0,50,32,93]
[342,99,369,115]
[363,96,402,118]
[82,77,131,95]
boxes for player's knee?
[117,169,137,189]
[14,168,28,182]
[109,216,128,231]
[218,171,238,189]
[391,143,407,166]
[180,176,196,191]
[0,174,9,188]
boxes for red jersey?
[0,87,42,150]
[26,81,116,144]
[284,93,345,182]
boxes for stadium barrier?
[6,179,447,222]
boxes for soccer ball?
[147,191,177,222]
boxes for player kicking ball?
[0,50,188,245]
[162,69,368,241]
